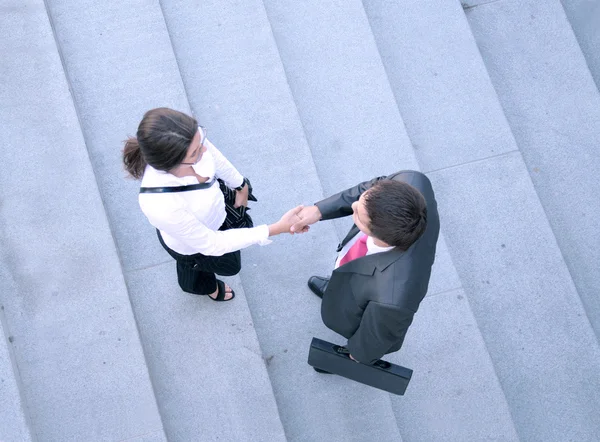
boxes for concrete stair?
[1,0,599,440]
[465,0,600,341]
[561,0,600,89]
[0,310,31,442]
[463,1,600,438]
[0,1,165,440]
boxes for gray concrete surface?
[429,152,600,442]
[388,289,519,442]
[43,0,286,440]
[159,0,405,439]
[561,0,600,89]
[0,309,32,442]
[0,1,165,440]
[262,0,417,246]
[466,0,600,345]
[262,0,419,194]
[127,263,286,441]
[363,0,516,172]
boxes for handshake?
[267,205,322,237]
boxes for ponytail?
[122,137,147,179]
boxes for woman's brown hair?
[122,108,198,179]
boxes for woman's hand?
[234,183,249,208]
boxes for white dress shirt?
[335,232,395,269]
[139,138,270,256]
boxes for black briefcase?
[307,337,413,395]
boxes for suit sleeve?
[315,175,388,220]
[346,301,414,364]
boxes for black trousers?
[157,180,254,295]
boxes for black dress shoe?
[307,276,330,299]
[313,367,332,374]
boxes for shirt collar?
[366,235,395,254]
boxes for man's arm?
[346,301,414,364]
[290,175,389,233]
[315,175,388,220]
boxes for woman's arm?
[145,204,303,256]
[205,139,245,189]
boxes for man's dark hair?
[363,180,427,250]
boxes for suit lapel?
[337,224,361,252]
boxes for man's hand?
[349,354,359,362]
[233,183,249,208]
[290,205,322,234]
[268,206,304,236]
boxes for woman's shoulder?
[138,168,187,210]
[140,165,198,188]
[141,165,170,186]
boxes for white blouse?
[139,138,270,256]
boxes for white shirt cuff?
[256,224,272,246]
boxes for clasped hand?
[269,205,322,237]
[289,205,321,234]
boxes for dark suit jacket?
[316,171,440,364]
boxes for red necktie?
[339,234,368,266]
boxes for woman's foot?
[208,281,234,301]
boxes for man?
[291,170,439,368]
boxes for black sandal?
[208,279,235,302]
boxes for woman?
[123,108,301,302]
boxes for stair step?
[42,0,285,439]
[262,0,458,298]
[127,264,286,441]
[0,1,165,440]
[559,0,600,89]
[262,0,516,439]
[465,1,600,437]
[388,289,518,442]
[159,0,403,439]
[466,0,600,344]
[0,308,31,442]
[429,152,600,441]
[363,0,515,173]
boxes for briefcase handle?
[332,345,392,369]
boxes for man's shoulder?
[388,170,426,180]
[388,170,431,189]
